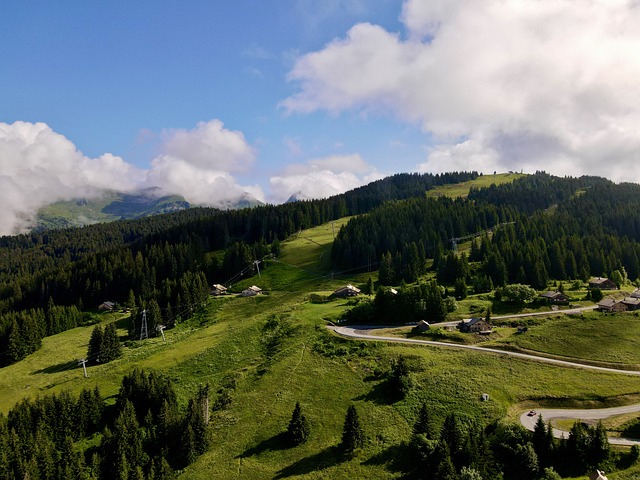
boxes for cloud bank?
[269,153,383,203]
[0,120,263,235]
[0,121,142,234]
[283,0,640,180]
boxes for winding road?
[328,306,640,446]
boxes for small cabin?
[240,285,262,297]
[540,291,569,304]
[589,277,617,290]
[98,301,116,311]
[210,284,228,296]
[333,284,361,298]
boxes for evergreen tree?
[413,402,433,439]
[87,325,103,364]
[341,405,365,453]
[100,322,121,363]
[287,402,310,446]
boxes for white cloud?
[161,120,255,173]
[283,0,640,181]
[0,119,264,235]
[0,121,142,235]
[269,153,384,203]
[149,119,263,205]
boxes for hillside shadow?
[239,431,290,458]
[362,442,416,478]
[274,446,343,478]
[32,359,78,375]
[353,379,397,405]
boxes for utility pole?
[254,260,261,278]
[157,324,166,342]
[140,309,148,341]
[78,358,88,378]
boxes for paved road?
[520,406,640,446]
[330,305,640,446]
[329,324,640,375]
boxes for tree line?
[0,368,210,479]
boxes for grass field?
[5,218,640,479]
[426,172,525,199]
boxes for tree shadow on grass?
[362,442,419,479]
[32,359,78,375]
[239,431,290,458]
[274,445,344,478]
[353,378,399,405]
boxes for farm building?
[240,285,262,297]
[589,277,617,290]
[540,291,569,304]
[98,301,116,311]
[333,284,361,298]
[210,284,228,296]
[622,297,640,311]
[597,298,627,313]
[458,317,492,333]
[416,320,430,331]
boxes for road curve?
[520,406,640,446]
[328,325,640,376]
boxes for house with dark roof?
[622,296,640,311]
[540,291,569,304]
[597,298,627,312]
[98,301,116,311]
[589,277,617,290]
[333,284,361,298]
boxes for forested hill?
[0,171,477,365]
[332,172,640,291]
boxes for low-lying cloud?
[283,0,640,180]
[269,153,384,203]
[0,121,142,234]
[0,120,263,235]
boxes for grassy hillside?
[36,189,190,229]
[4,219,640,478]
[426,172,525,199]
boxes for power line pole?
[78,358,88,378]
[157,324,166,342]
[140,309,148,340]
[254,260,261,278]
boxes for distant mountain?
[35,188,191,230]
[35,187,265,231]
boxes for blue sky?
[1,1,420,189]
[1,0,640,234]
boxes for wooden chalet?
[333,284,361,298]
[458,317,492,333]
[240,285,262,297]
[416,320,430,331]
[540,290,569,304]
[622,296,640,311]
[589,277,617,290]
[631,288,640,299]
[597,298,627,313]
[210,284,228,296]
[98,301,116,311]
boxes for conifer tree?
[87,325,103,364]
[413,402,433,438]
[341,404,365,453]
[287,402,310,446]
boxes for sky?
[1,0,640,235]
